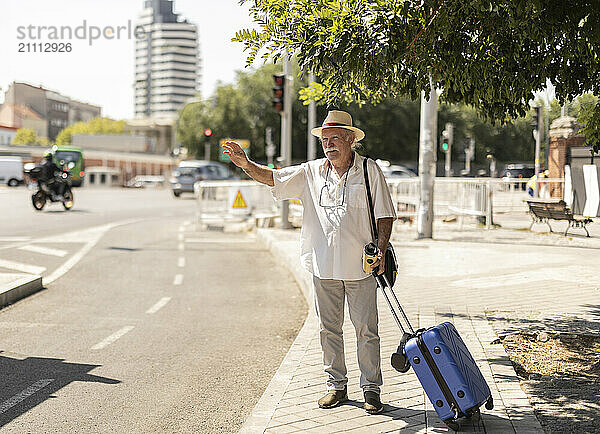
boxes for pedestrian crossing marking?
[0,259,46,275]
[18,245,68,258]
[232,190,247,208]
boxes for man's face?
[321,128,353,165]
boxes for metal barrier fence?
[194,180,278,225]
[387,177,564,224]
[194,178,564,228]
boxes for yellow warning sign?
[232,190,247,208]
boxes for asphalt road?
[0,186,307,432]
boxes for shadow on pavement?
[43,209,90,214]
[0,352,120,427]
[444,235,600,250]
[439,307,600,433]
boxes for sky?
[0,0,260,120]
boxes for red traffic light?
[204,128,212,137]
[272,74,285,113]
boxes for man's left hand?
[372,250,385,275]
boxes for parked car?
[170,160,237,197]
[382,165,417,178]
[500,163,535,189]
[0,156,24,186]
[125,175,166,188]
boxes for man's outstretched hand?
[221,141,249,168]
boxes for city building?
[0,82,102,141]
[0,125,18,146]
[134,0,202,119]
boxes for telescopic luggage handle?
[374,272,415,335]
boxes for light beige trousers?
[312,275,382,394]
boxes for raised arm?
[222,141,274,186]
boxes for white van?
[0,156,24,186]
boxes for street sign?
[232,190,247,208]
[219,139,250,162]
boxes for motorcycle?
[25,165,74,211]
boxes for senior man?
[222,110,396,414]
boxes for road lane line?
[178,242,184,251]
[178,257,185,267]
[18,245,68,257]
[173,274,183,285]
[0,259,46,275]
[44,219,142,285]
[0,379,54,414]
[91,326,135,350]
[177,233,184,241]
[185,238,256,244]
[146,297,172,314]
[0,237,31,242]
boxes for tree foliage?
[55,117,125,147]
[12,128,38,145]
[235,0,600,150]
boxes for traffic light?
[272,74,285,113]
[440,137,450,153]
[204,128,212,137]
[531,106,541,130]
[440,124,453,153]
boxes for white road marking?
[178,257,185,267]
[0,237,31,242]
[184,238,256,244]
[178,242,184,251]
[177,233,184,241]
[0,259,46,275]
[178,226,185,232]
[91,326,135,350]
[0,379,54,414]
[18,244,68,258]
[44,219,141,285]
[173,274,183,285]
[146,297,172,314]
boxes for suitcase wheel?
[390,351,411,373]
[466,408,481,423]
[485,397,494,410]
[443,419,461,431]
[390,332,412,373]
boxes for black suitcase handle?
[374,273,415,335]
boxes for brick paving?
[241,216,600,433]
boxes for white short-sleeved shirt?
[271,152,396,280]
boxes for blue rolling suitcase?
[374,273,494,431]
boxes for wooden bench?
[526,198,593,237]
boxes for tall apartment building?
[0,82,101,142]
[134,0,202,119]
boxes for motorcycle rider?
[39,153,66,199]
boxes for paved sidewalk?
[238,214,600,433]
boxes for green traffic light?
[442,143,449,151]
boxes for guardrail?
[387,178,564,227]
[194,177,564,229]
[194,180,279,226]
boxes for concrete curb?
[0,274,43,309]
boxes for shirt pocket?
[347,185,368,209]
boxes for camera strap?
[363,157,378,244]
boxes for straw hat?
[311,110,365,142]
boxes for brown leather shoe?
[363,391,384,414]
[318,387,348,408]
